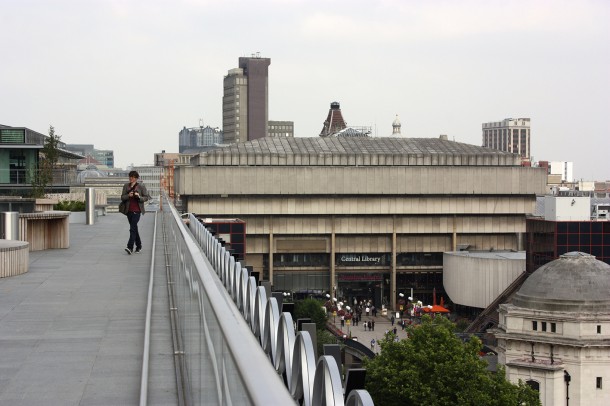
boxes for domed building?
[494,252,610,405]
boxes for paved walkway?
[330,312,411,354]
[0,210,176,406]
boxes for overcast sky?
[1,0,609,180]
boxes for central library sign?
[336,253,388,266]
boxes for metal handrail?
[185,211,375,406]
[162,196,295,405]
[139,211,158,405]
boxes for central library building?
[175,136,547,312]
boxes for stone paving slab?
[0,211,176,405]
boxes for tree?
[293,298,332,355]
[363,315,541,406]
[32,125,62,197]
[293,298,327,331]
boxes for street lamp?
[346,306,351,336]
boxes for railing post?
[1,212,20,240]
[85,188,95,225]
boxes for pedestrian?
[393,326,397,335]
[372,306,377,317]
[365,306,370,317]
[340,315,345,327]
[370,338,375,350]
[391,315,395,326]
[371,320,375,331]
[364,322,367,331]
[122,170,150,255]
[368,321,372,331]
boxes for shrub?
[54,200,86,212]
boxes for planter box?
[69,212,86,224]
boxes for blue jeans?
[126,212,142,250]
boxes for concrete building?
[482,118,531,160]
[175,136,547,311]
[223,54,271,144]
[527,195,610,271]
[549,161,574,183]
[178,125,223,153]
[494,252,610,406]
[65,144,114,168]
[267,121,294,138]
[133,165,162,199]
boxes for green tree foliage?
[293,298,328,331]
[364,315,541,406]
[293,298,333,355]
[32,125,62,197]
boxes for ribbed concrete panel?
[443,251,525,308]
[177,166,547,197]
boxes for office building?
[223,54,271,144]
[267,121,294,138]
[65,144,114,168]
[482,118,530,159]
[526,195,610,271]
[178,125,223,153]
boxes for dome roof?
[77,168,106,183]
[392,115,401,127]
[512,252,610,312]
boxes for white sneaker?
[125,247,132,255]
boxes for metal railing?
[161,194,374,405]
[0,168,79,185]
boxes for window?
[551,323,556,333]
[598,325,602,334]
[542,322,547,332]
[597,377,603,389]
[532,321,538,331]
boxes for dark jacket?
[121,181,150,214]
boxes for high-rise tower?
[222,54,271,144]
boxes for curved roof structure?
[512,252,610,312]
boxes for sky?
[1,0,609,180]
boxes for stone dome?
[77,167,106,183]
[512,252,610,313]
[392,114,401,127]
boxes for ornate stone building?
[495,252,610,405]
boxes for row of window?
[532,320,557,333]
[533,320,603,334]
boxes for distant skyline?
[1,0,609,180]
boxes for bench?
[0,239,29,277]
[19,211,70,251]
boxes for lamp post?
[564,371,571,406]
[346,306,351,336]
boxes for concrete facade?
[175,137,547,311]
[443,251,526,309]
